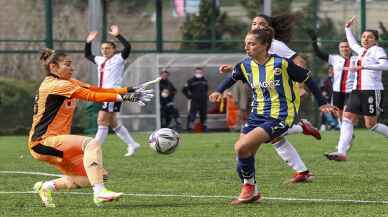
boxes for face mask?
[161,91,169,98]
[194,73,203,78]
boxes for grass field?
[1,130,388,217]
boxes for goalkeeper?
[28,49,153,208]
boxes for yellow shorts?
[29,135,92,176]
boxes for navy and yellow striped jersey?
[230,55,311,126]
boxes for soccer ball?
[148,128,180,154]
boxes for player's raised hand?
[209,92,222,102]
[345,16,356,28]
[109,25,120,37]
[86,31,98,43]
[219,64,233,74]
[319,104,338,113]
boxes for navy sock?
[237,156,255,183]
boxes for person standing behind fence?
[182,67,208,132]
[159,70,181,131]
[84,25,140,157]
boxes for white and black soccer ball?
[148,128,180,154]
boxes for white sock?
[93,183,105,194]
[95,126,109,144]
[113,125,136,147]
[371,123,388,138]
[337,118,353,155]
[42,180,56,191]
[243,177,255,185]
[273,139,307,172]
[287,125,303,135]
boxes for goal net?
[120,53,245,132]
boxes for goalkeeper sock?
[273,139,307,173]
[42,180,56,191]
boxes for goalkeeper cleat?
[300,119,321,140]
[230,183,261,205]
[93,189,123,207]
[289,171,314,183]
[33,181,55,208]
[324,152,347,161]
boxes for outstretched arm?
[345,16,363,54]
[307,29,329,62]
[109,25,131,59]
[84,31,98,63]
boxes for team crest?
[274,68,282,75]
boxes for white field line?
[1,171,388,204]
[0,171,62,177]
[0,191,387,205]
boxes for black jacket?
[160,79,177,106]
[182,76,208,102]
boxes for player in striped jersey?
[85,25,140,157]
[307,30,357,119]
[210,28,334,204]
[29,49,153,207]
[219,14,319,183]
[326,17,388,161]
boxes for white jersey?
[328,54,357,93]
[94,53,125,88]
[269,39,296,59]
[345,27,388,90]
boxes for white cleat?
[93,189,123,207]
[124,143,140,156]
[33,181,55,208]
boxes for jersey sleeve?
[52,80,82,98]
[286,59,311,83]
[345,27,363,54]
[269,39,296,59]
[216,63,246,93]
[328,54,335,65]
[94,56,104,65]
[375,46,388,59]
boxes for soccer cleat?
[289,171,314,183]
[300,119,321,140]
[230,183,261,205]
[324,152,347,161]
[33,181,55,208]
[124,142,140,157]
[93,189,123,207]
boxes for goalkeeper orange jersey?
[28,76,128,148]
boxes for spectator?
[182,67,208,132]
[159,70,181,131]
[320,66,340,130]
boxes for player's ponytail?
[255,14,297,44]
[39,48,67,75]
[248,27,274,51]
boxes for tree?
[180,0,246,50]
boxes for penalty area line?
[0,191,387,205]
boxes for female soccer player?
[209,28,334,204]
[325,17,388,161]
[220,14,319,183]
[307,30,358,119]
[85,25,140,156]
[30,49,152,207]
